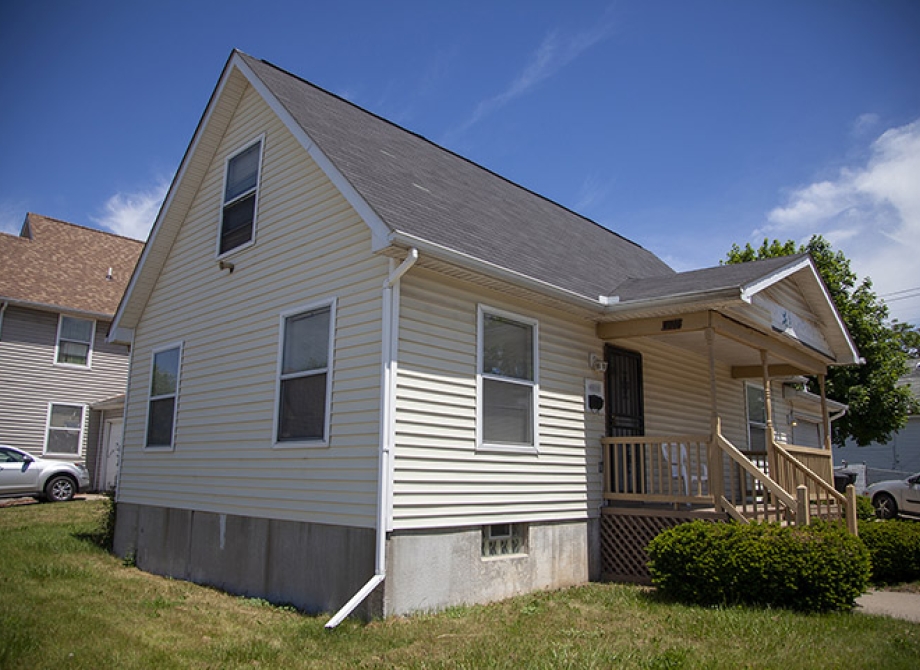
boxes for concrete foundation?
[113,503,379,617]
[114,504,597,620]
[384,519,593,616]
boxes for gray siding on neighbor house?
[0,305,131,462]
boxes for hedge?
[646,520,870,612]
[858,519,920,584]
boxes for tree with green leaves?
[725,235,915,447]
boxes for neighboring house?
[109,51,860,623]
[836,359,920,487]
[0,213,143,491]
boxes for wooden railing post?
[846,484,858,536]
[710,416,724,513]
[796,485,810,526]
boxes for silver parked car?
[0,444,90,502]
[866,472,920,520]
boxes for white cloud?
[448,19,613,139]
[93,179,169,241]
[760,118,920,324]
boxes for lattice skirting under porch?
[600,507,724,583]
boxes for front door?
[100,419,123,492]
[605,345,645,492]
[605,345,644,436]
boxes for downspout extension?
[325,248,418,629]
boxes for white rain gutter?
[325,247,418,629]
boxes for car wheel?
[44,475,76,502]
[873,492,898,520]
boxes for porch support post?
[761,349,778,481]
[818,374,832,451]
[706,325,723,511]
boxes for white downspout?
[0,301,8,340]
[326,248,418,629]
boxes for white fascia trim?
[600,287,745,318]
[739,256,813,303]
[111,54,243,339]
[387,231,604,312]
[232,54,392,251]
[3,298,111,321]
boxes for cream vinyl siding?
[628,337,796,449]
[118,83,387,528]
[0,306,130,458]
[392,270,605,530]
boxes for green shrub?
[647,520,870,612]
[854,495,876,522]
[858,519,920,584]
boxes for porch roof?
[597,254,860,374]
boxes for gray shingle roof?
[613,254,811,303]
[239,53,675,301]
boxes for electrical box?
[585,378,605,413]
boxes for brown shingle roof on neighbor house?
[0,213,144,317]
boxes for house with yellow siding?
[110,51,861,623]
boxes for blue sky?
[2,1,918,324]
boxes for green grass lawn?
[1,499,918,669]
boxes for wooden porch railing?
[601,422,857,533]
[601,435,712,506]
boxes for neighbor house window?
[482,523,527,557]
[55,315,95,367]
[275,301,335,445]
[146,344,182,449]
[44,403,85,455]
[477,306,539,451]
[219,138,263,255]
[745,384,767,453]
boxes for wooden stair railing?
[771,438,858,534]
[713,428,797,524]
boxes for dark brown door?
[605,345,644,436]
[605,345,645,493]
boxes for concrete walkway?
[855,589,920,623]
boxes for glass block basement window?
[482,523,527,557]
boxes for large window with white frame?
[146,343,183,449]
[44,403,86,455]
[275,300,335,446]
[55,315,95,367]
[477,306,539,451]
[218,137,263,256]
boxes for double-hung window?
[219,138,263,256]
[44,403,86,455]
[275,301,335,446]
[477,306,539,451]
[56,315,94,367]
[146,344,182,449]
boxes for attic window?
[219,138,263,256]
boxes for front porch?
[595,292,860,581]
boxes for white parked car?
[0,444,90,502]
[866,472,920,520]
